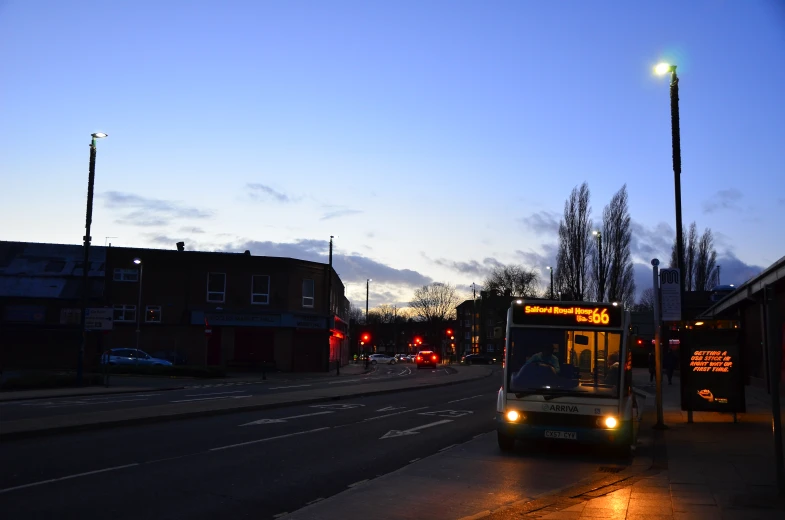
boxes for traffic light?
[362,333,370,342]
[446,329,453,336]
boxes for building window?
[207,273,226,302]
[113,268,138,282]
[252,275,270,305]
[302,279,314,308]
[465,332,471,340]
[145,306,162,323]
[113,305,136,322]
[464,320,471,327]
[487,344,495,352]
[486,330,494,339]
[486,318,493,326]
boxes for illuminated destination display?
[512,302,622,328]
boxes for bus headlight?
[604,416,618,429]
[506,410,521,422]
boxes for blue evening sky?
[1,0,783,309]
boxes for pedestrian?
[647,348,656,383]
[664,348,677,385]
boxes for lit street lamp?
[133,258,143,363]
[546,266,554,299]
[655,62,685,312]
[593,230,604,302]
[77,132,107,385]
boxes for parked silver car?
[101,348,173,366]
[368,354,396,365]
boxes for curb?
[0,385,187,403]
[0,367,496,441]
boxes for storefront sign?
[3,305,46,323]
[680,327,745,413]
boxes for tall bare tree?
[409,282,460,322]
[592,185,635,306]
[348,302,364,323]
[670,222,718,291]
[482,265,540,297]
[555,183,592,301]
[635,287,656,311]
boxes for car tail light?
[416,356,422,361]
[432,355,437,361]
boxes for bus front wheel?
[497,431,515,452]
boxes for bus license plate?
[544,430,577,440]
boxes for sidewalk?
[0,362,374,402]
[0,365,493,440]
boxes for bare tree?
[636,287,656,311]
[670,222,718,291]
[376,304,400,324]
[592,185,636,307]
[348,302,364,323]
[695,228,718,291]
[482,265,540,297]
[555,183,592,301]
[409,282,460,322]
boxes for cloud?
[431,257,503,278]
[179,226,205,234]
[247,183,292,203]
[320,209,363,221]
[226,239,432,288]
[104,191,212,227]
[702,188,743,214]
[629,220,674,262]
[713,251,764,287]
[519,210,561,237]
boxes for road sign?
[85,308,113,331]
[660,268,681,321]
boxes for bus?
[496,299,639,454]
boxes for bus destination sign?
[512,302,622,328]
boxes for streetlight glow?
[133,258,142,265]
[91,132,108,139]
[654,63,673,75]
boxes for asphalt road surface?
[0,364,449,421]
[0,367,630,519]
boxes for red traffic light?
[446,329,452,335]
[362,333,370,341]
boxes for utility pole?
[652,259,666,430]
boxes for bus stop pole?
[652,259,666,429]
[765,285,784,496]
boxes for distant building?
[1,241,349,372]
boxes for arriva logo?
[541,404,579,413]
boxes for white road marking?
[273,513,288,519]
[184,390,247,397]
[473,433,486,439]
[364,406,428,421]
[43,398,151,408]
[170,395,251,403]
[448,394,484,404]
[0,464,139,494]
[409,458,421,463]
[376,406,406,412]
[268,384,311,390]
[439,443,458,452]
[380,419,454,439]
[419,409,473,418]
[240,411,333,426]
[347,479,368,488]
[327,378,367,384]
[306,497,324,505]
[210,427,330,451]
[310,403,364,410]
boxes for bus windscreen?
[507,327,622,398]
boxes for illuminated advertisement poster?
[680,328,745,413]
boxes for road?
[0,363,447,421]
[0,367,632,519]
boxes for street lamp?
[546,266,554,300]
[77,131,107,385]
[593,230,604,302]
[365,278,372,322]
[655,62,685,314]
[133,258,143,362]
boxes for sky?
[1,0,784,310]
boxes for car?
[101,348,173,366]
[394,354,409,363]
[368,353,396,365]
[415,350,439,368]
[462,353,496,365]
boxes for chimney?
[176,242,185,252]
[244,250,251,256]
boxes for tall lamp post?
[655,63,685,310]
[546,266,554,299]
[133,258,143,363]
[365,278,372,362]
[593,230,604,302]
[77,132,107,385]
